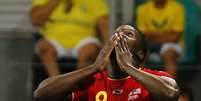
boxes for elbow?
[30,15,45,26]
[29,10,46,26]
[33,89,45,101]
[171,89,180,101]
[154,87,179,101]
[164,88,180,101]
[34,86,52,101]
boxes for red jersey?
[72,68,172,101]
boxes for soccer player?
[34,25,179,101]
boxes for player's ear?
[137,50,144,60]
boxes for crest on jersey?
[128,88,141,100]
[112,89,123,96]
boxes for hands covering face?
[114,31,136,71]
[93,33,119,71]
[94,26,137,71]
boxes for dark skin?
[153,0,167,8]
[115,31,179,101]
[34,33,117,101]
[30,0,61,26]
[34,25,179,101]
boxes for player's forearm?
[165,32,182,43]
[45,66,60,77]
[123,65,179,101]
[34,64,98,101]
[97,15,110,44]
[30,0,61,26]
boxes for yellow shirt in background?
[137,0,185,33]
[32,0,109,48]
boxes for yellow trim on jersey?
[106,76,131,81]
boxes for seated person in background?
[30,0,109,77]
[137,0,185,76]
[33,25,179,101]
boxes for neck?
[153,0,167,8]
[107,60,142,79]
[107,65,129,79]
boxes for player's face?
[110,25,138,67]
[116,25,138,54]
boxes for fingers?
[121,35,128,52]
[111,34,117,46]
[116,32,128,54]
[100,33,120,60]
[115,44,122,55]
[122,35,133,55]
[105,33,119,55]
[115,46,123,66]
[111,30,133,55]
[114,32,133,58]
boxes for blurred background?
[0,0,200,101]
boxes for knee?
[78,44,100,58]
[36,40,56,56]
[162,48,179,63]
[163,48,178,57]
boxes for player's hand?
[93,33,119,71]
[115,33,135,71]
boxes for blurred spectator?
[30,0,109,77]
[137,0,185,76]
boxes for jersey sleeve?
[72,90,87,101]
[142,68,173,78]
[72,76,95,101]
[172,4,185,32]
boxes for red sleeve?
[72,76,95,101]
[141,68,173,78]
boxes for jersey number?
[95,91,107,101]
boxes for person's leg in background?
[36,39,60,77]
[162,48,178,76]
[160,43,182,77]
[78,43,100,67]
[74,37,101,68]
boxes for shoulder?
[140,67,173,78]
[93,71,108,80]
[141,67,178,89]
[170,1,185,10]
